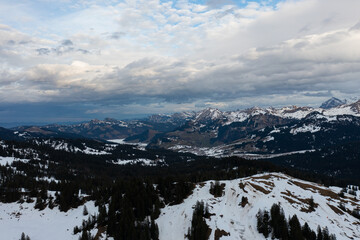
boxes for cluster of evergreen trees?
[20,233,31,240]
[209,181,224,197]
[187,201,210,240]
[257,203,336,240]
[0,137,357,239]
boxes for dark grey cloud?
[36,48,51,55]
[108,32,125,39]
[36,41,91,55]
[61,39,73,46]
[7,40,15,45]
[77,49,90,54]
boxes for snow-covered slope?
[156,173,360,240]
[1,171,359,240]
[193,100,360,127]
[0,200,99,240]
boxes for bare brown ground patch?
[258,180,275,188]
[251,174,273,180]
[327,203,345,215]
[239,182,248,193]
[300,207,313,213]
[290,180,340,200]
[282,196,300,205]
[199,183,206,188]
[281,190,318,212]
[251,173,288,180]
[214,229,230,240]
[248,182,271,194]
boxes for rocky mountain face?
[320,97,345,109]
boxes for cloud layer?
[1,0,360,122]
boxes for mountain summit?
[320,97,345,109]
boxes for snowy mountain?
[320,97,346,109]
[2,120,360,240]
[1,171,359,240]
[157,173,360,240]
[149,102,360,156]
[2,100,360,240]
[3,99,360,158]
[6,99,360,144]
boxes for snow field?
[156,173,360,240]
[0,200,98,240]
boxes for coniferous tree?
[83,205,88,216]
[309,196,316,212]
[97,204,107,226]
[257,209,271,238]
[270,203,289,239]
[317,226,323,240]
[187,201,210,240]
[262,210,271,238]
[34,197,46,210]
[209,181,223,197]
[302,222,316,240]
[289,215,303,240]
[20,233,30,240]
[150,219,159,240]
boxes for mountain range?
[2,98,360,157]
[1,98,360,240]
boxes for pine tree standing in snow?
[257,209,271,238]
[317,226,323,240]
[262,210,270,238]
[20,233,30,240]
[289,215,303,240]
[187,201,210,240]
[270,203,289,239]
[309,196,316,212]
[83,205,88,216]
[302,222,316,240]
[150,219,159,240]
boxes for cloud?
[1,0,360,122]
[36,48,51,55]
[206,0,235,8]
[61,39,73,46]
[108,31,126,40]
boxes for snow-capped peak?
[194,108,223,122]
[320,97,346,109]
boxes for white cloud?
[1,0,360,119]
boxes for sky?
[1,0,360,125]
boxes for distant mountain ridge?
[2,98,360,156]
